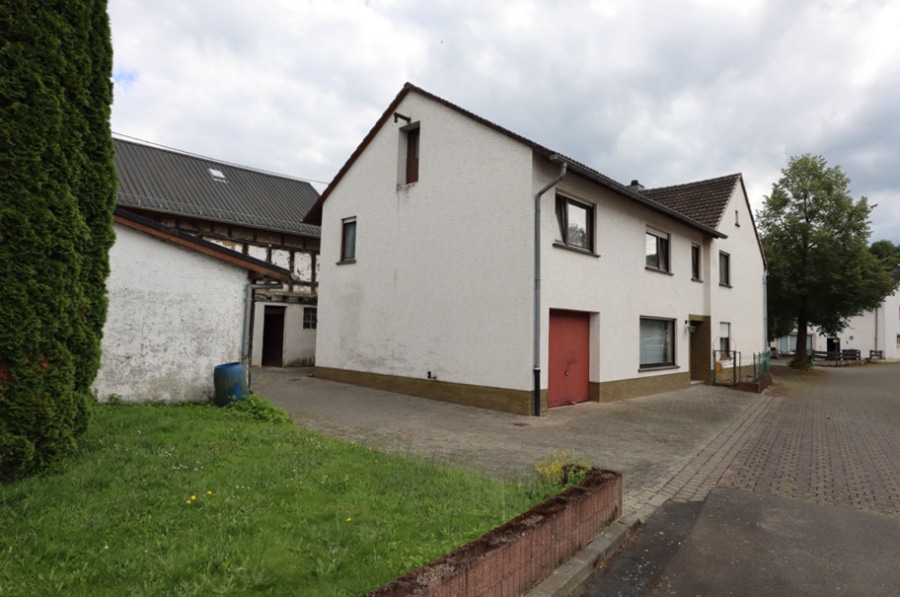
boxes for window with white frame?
[645,228,670,273]
[340,217,357,263]
[691,244,701,281]
[303,307,317,330]
[640,317,675,368]
[719,322,731,356]
[719,251,731,286]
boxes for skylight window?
[208,168,227,182]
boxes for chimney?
[629,179,645,192]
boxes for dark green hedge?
[0,0,116,480]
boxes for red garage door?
[548,310,590,407]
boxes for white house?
[93,209,294,402]
[776,269,900,360]
[304,83,767,415]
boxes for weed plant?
[0,398,560,596]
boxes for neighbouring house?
[113,137,321,368]
[775,267,900,361]
[93,209,294,402]
[304,83,767,415]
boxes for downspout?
[534,161,568,416]
[874,306,879,354]
[763,266,769,353]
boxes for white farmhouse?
[305,84,767,414]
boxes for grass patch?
[0,398,560,596]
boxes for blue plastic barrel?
[213,362,248,406]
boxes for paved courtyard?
[719,364,900,516]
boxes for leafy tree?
[0,1,116,480]
[758,154,897,367]
[870,239,900,268]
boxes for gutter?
[534,160,568,416]
[548,156,727,240]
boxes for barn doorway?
[548,310,590,407]
[261,305,286,367]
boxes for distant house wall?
[814,287,900,360]
[250,301,317,366]
[94,224,247,402]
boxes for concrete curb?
[525,505,654,597]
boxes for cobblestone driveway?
[719,364,900,516]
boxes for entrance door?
[548,310,590,407]
[261,306,286,367]
[688,319,710,383]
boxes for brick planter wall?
[367,469,622,597]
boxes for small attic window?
[208,168,227,182]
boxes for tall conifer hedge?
[0,1,117,480]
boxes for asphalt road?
[576,363,900,596]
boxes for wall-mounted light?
[394,112,411,123]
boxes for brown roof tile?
[641,174,742,229]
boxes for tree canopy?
[0,0,116,480]
[758,154,897,366]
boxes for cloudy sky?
[109,0,900,243]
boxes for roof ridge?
[112,135,323,186]
[643,173,742,193]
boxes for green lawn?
[0,398,557,596]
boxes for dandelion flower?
[346,517,352,522]
[191,495,197,500]
[206,490,213,495]
[186,500,192,505]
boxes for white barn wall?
[317,92,536,390]
[95,224,247,402]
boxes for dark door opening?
[548,310,590,407]
[261,306,286,367]
[688,319,710,383]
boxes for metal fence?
[713,350,770,387]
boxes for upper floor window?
[555,195,594,252]
[691,244,701,281]
[303,307,318,329]
[719,251,731,286]
[645,228,670,273]
[340,217,357,263]
[405,127,420,184]
[640,317,675,369]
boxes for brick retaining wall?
[368,469,622,597]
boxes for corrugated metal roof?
[114,138,320,238]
